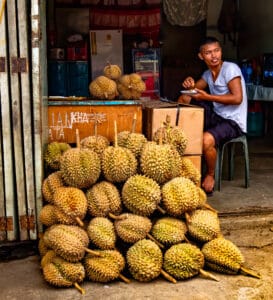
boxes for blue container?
[67,62,89,97]
[48,61,67,96]
[247,112,264,136]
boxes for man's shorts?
[192,100,243,147]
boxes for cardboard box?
[142,100,204,155]
[47,100,142,143]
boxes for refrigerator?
[90,29,123,80]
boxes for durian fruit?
[89,75,118,100]
[126,239,176,283]
[84,249,130,283]
[117,73,146,100]
[153,115,188,156]
[140,141,182,184]
[103,62,122,80]
[38,234,51,257]
[43,224,98,262]
[117,131,147,159]
[114,213,163,248]
[60,146,101,189]
[87,217,116,250]
[80,135,110,158]
[85,180,122,218]
[185,209,221,243]
[179,157,201,186]
[161,176,200,217]
[202,237,261,278]
[52,186,88,227]
[101,121,137,183]
[163,243,218,281]
[151,217,188,246]
[42,171,64,203]
[117,114,147,159]
[39,204,58,227]
[121,174,163,216]
[42,255,86,294]
[40,249,57,268]
[44,142,71,170]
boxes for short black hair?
[199,36,221,51]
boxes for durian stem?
[202,203,218,214]
[94,119,98,139]
[76,129,80,148]
[240,266,261,279]
[131,113,137,133]
[156,205,166,215]
[199,269,219,282]
[114,120,118,147]
[160,269,177,283]
[75,217,84,227]
[73,282,85,294]
[185,212,191,223]
[84,248,102,257]
[147,233,164,249]
[108,213,128,220]
[119,273,131,283]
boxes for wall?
[239,0,273,59]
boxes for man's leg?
[202,131,217,193]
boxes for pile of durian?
[89,62,146,100]
[40,115,260,295]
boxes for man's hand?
[182,77,195,90]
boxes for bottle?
[246,63,253,84]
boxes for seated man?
[178,36,247,195]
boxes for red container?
[67,41,88,61]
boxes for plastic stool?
[214,135,250,191]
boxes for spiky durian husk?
[60,148,101,189]
[85,181,122,217]
[42,256,85,288]
[151,217,187,246]
[84,250,125,283]
[163,243,205,280]
[161,177,200,217]
[80,135,110,157]
[153,126,188,156]
[122,174,161,216]
[44,142,71,170]
[53,186,88,225]
[117,131,147,158]
[186,209,221,243]
[87,217,116,250]
[89,76,118,100]
[140,142,182,184]
[103,63,122,80]
[117,73,146,100]
[38,235,51,258]
[201,237,245,275]
[126,239,162,282]
[101,146,137,183]
[179,157,201,186]
[39,204,58,227]
[42,171,64,203]
[43,224,90,262]
[114,213,152,243]
[41,250,57,268]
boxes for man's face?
[198,42,222,67]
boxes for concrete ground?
[0,136,273,300]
